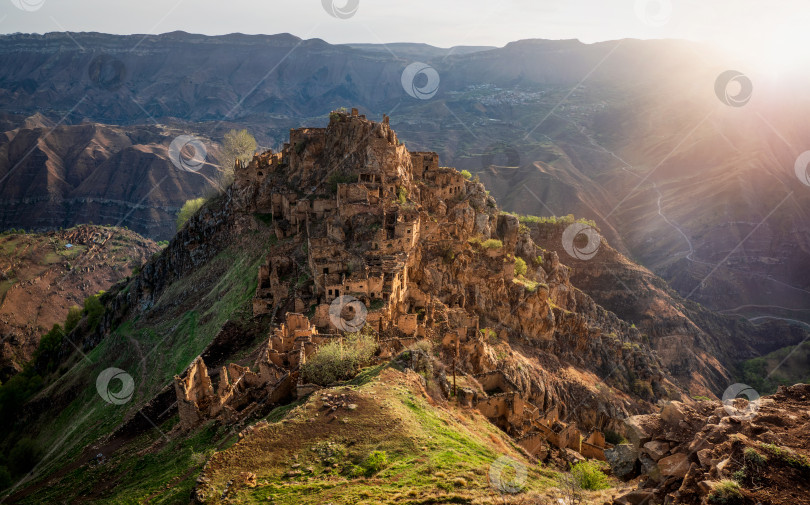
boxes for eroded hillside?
[0,225,159,380]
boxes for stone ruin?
[175,109,610,461]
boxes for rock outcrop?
[609,384,810,505]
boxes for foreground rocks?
[609,384,810,505]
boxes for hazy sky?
[1,0,809,50]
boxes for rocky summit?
[1,110,808,504]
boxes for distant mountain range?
[1,31,809,328]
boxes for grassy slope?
[194,366,615,505]
[7,223,279,503]
[740,340,810,394]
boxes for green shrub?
[460,169,471,179]
[571,461,610,490]
[33,324,64,374]
[301,331,377,386]
[327,172,358,193]
[481,239,503,250]
[708,480,743,504]
[351,450,388,477]
[410,340,433,355]
[83,291,106,331]
[604,430,627,445]
[514,257,527,276]
[64,305,83,334]
[176,197,207,230]
[397,186,407,204]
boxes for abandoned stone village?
[173,108,635,466]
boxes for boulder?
[624,414,657,449]
[657,452,689,478]
[642,440,670,461]
[605,444,639,480]
[660,401,686,426]
[615,490,656,505]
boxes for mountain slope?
[1,111,806,505]
[0,119,225,239]
[0,225,159,380]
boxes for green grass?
[571,461,610,490]
[198,370,561,504]
[707,480,743,504]
[6,235,270,502]
[512,276,540,292]
[759,443,810,471]
[740,341,810,394]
